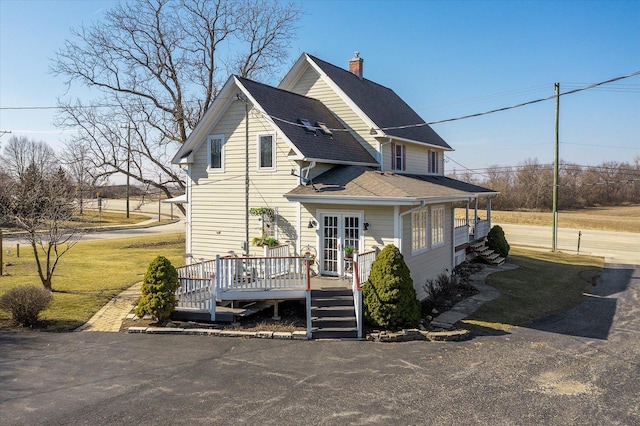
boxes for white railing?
[454,218,468,228]
[176,259,217,311]
[454,225,470,247]
[474,220,490,240]
[216,255,308,291]
[351,249,378,339]
[263,243,291,258]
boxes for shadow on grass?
[524,264,634,340]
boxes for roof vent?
[298,118,316,134]
[349,52,363,80]
[316,122,332,136]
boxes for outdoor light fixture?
[363,222,370,231]
[308,219,317,228]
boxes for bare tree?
[0,163,82,290]
[60,139,106,215]
[1,136,57,180]
[52,0,301,214]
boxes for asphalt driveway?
[1,263,638,425]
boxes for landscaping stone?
[292,331,308,340]
[257,331,274,339]
[273,332,292,339]
[127,327,147,333]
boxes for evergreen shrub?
[362,244,420,329]
[135,256,179,321]
[487,225,510,258]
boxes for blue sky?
[1,0,638,177]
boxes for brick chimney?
[349,52,363,80]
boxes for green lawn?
[463,247,604,331]
[0,234,185,331]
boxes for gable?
[283,54,452,150]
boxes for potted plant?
[344,246,355,258]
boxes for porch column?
[487,198,492,227]
[465,199,470,226]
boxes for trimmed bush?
[135,256,179,322]
[0,285,53,326]
[362,244,420,329]
[487,225,510,258]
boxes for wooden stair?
[310,288,358,339]
[471,240,506,267]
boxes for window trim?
[391,142,406,171]
[411,208,428,254]
[256,133,276,172]
[428,150,439,174]
[431,205,445,248]
[207,134,225,173]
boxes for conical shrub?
[362,244,420,329]
[135,256,179,321]
[487,225,510,258]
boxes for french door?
[320,212,362,276]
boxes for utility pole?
[126,126,131,219]
[552,82,560,252]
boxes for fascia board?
[384,135,454,151]
[171,77,237,164]
[284,194,474,205]
[289,54,383,138]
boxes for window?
[411,209,428,253]
[258,134,275,171]
[391,143,406,171]
[208,135,224,171]
[428,151,439,174]
[431,205,445,247]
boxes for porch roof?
[284,165,498,205]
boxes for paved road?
[1,264,638,425]
[497,223,640,265]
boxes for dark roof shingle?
[286,165,496,200]
[237,77,377,165]
[308,55,451,149]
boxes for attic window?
[298,118,316,132]
[316,122,332,136]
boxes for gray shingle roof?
[308,55,452,149]
[286,165,496,200]
[237,77,377,165]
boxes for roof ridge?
[305,53,397,93]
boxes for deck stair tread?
[310,287,358,339]
[470,240,506,267]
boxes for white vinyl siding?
[189,101,298,260]
[431,205,445,247]
[257,133,275,171]
[411,209,428,253]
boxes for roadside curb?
[128,326,309,340]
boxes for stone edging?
[128,327,308,340]
[367,329,471,342]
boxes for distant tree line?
[450,156,640,211]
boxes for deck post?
[211,255,221,321]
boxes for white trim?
[256,132,276,172]
[394,205,401,250]
[384,134,455,152]
[207,134,225,173]
[284,194,475,205]
[431,205,445,248]
[410,208,428,255]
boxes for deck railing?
[216,255,308,292]
[176,259,217,311]
[351,249,378,339]
[454,225,470,247]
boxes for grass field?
[457,205,640,233]
[463,247,604,332]
[0,234,185,331]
